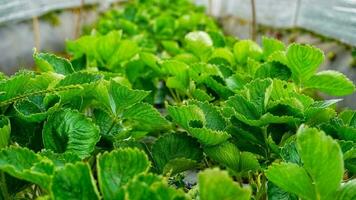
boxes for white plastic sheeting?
[0,0,120,24]
[196,0,356,46]
[0,0,355,45]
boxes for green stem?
[0,172,9,200]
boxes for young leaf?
[42,109,100,159]
[286,43,324,84]
[34,52,75,75]
[97,148,150,199]
[51,162,100,200]
[304,70,355,96]
[198,168,251,200]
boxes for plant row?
[0,0,356,199]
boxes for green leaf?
[266,163,315,200]
[242,78,273,113]
[286,43,324,84]
[337,179,356,200]
[152,133,203,174]
[205,142,259,173]
[204,142,240,171]
[168,105,230,146]
[255,62,291,80]
[126,173,187,200]
[168,105,205,130]
[0,71,33,103]
[97,148,150,199]
[304,70,355,96]
[297,126,344,199]
[42,109,100,159]
[189,128,231,146]
[96,30,122,63]
[226,94,261,120]
[209,48,235,66]
[267,182,298,200]
[185,31,213,61]
[0,116,10,148]
[267,126,344,200]
[51,162,100,200]
[39,150,81,168]
[189,100,227,131]
[0,147,53,189]
[122,102,170,132]
[198,168,251,200]
[108,40,139,68]
[262,36,286,59]
[34,52,75,75]
[94,80,149,115]
[161,60,190,92]
[233,40,262,64]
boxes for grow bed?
[0,0,355,199]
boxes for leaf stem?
[0,172,9,200]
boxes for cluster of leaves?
[1,0,356,199]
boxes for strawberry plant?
[0,0,356,199]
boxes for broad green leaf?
[0,116,10,148]
[108,40,139,68]
[304,70,355,96]
[226,94,261,120]
[0,71,33,103]
[96,30,122,63]
[97,148,150,199]
[198,168,251,200]
[205,142,259,173]
[42,109,100,158]
[262,36,286,59]
[34,52,75,75]
[152,133,203,174]
[233,40,262,64]
[93,108,123,140]
[168,105,205,130]
[94,80,149,115]
[189,100,227,131]
[51,162,100,200]
[189,128,231,146]
[286,43,324,84]
[168,105,230,146]
[255,62,291,80]
[209,48,235,66]
[122,102,170,132]
[13,95,59,123]
[266,163,316,200]
[0,147,53,189]
[204,142,240,170]
[297,126,344,199]
[39,150,81,168]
